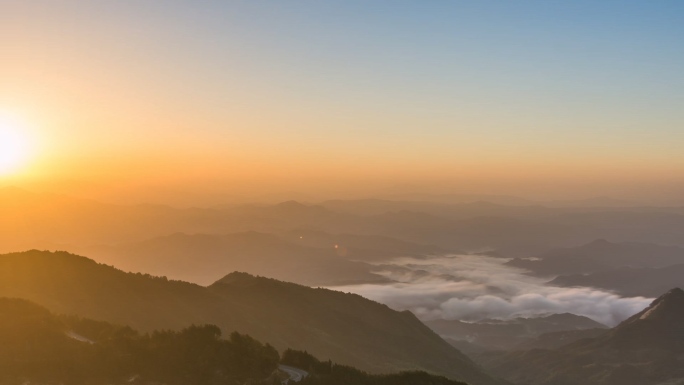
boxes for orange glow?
[0,113,32,176]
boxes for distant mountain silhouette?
[427,313,607,351]
[371,192,537,206]
[550,264,684,297]
[279,228,447,260]
[508,239,684,276]
[479,288,684,385]
[545,196,640,208]
[514,327,608,350]
[0,250,504,385]
[320,198,552,220]
[82,231,389,286]
[7,187,684,257]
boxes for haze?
[2,3,684,385]
[2,1,684,205]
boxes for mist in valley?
[330,254,652,326]
[3,1,684,384]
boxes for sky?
[1,1,684,204]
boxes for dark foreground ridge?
[0,297,467,385]
[0,250,504,385]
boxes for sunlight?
[0,113,31,175]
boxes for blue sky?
[2,1,684,201]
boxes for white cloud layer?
[330,255,653,326]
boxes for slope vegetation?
[0,250,502,385]
[480,288,684,385]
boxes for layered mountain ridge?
[479,287,684,385]
[0,250,503,385]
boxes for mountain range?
[479,288,684,385]
[426,313,607,352]
[550,264,684,298]
[0,250,503,385]
[508,239,684,276]
[79,231,391,286]
[7,187,684,258]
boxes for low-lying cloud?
[330,255,653,326]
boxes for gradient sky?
[2,1,684,204]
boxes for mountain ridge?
[0,250,504,385]
[479,287,684,385]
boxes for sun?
[0,113,31,175]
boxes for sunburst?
[0,113,31,175]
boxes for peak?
[607,287,684,351]
[644,287,684,310]
[622,287,684,324]
[543,312,587,320]
[580,239,620,251]
[655,287,684,303]
[665,287,684,295]
[210,271,283,289]
[0,250,108,271]
[3,249,85,259]
[233,230,278,239]
[212,271,257,285]
[209,272,307,292]
[276,200,307,208]
[274,201,328,213]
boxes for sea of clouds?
[330,254,653,326]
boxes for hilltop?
[0,250,503,385]
[479,288,684,385]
